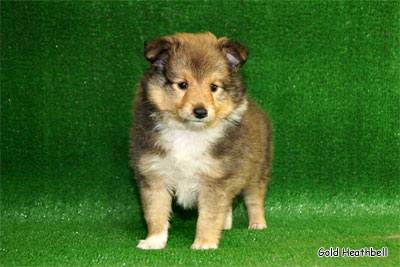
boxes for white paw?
[248,223,267,229]
[191,242,218,250]
[137,234,167,250]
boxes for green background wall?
[1,1,399,265]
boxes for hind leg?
[243,179,268,229]
[223,205,233,230]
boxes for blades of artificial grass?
[2,210,399,266]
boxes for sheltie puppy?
[130,32,272,250]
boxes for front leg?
[137,178,172,250]
[191,182,232,250]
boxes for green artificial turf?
[1,1,399,266]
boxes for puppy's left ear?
[218,38,249,72]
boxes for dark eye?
[178,82,188,89]
[210,84,218,92]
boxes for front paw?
[191,241,218,250]
[137,235,167,250]
[248,223,267,229]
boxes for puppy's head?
[143,32,248,129]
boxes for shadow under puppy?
[130,32,272,250]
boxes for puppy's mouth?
[184,119,207,123]
[181,118,213,129]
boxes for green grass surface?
[1,1,399,266]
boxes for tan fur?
[130,32,272,250]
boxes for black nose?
[193,108,208,119]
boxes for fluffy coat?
[130,32,272,250]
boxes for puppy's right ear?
[144,37,176,69]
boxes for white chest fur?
[139,101,248,209]
[145,122,227,209]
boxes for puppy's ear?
[144,37,177,69]
[218,38,249,72]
